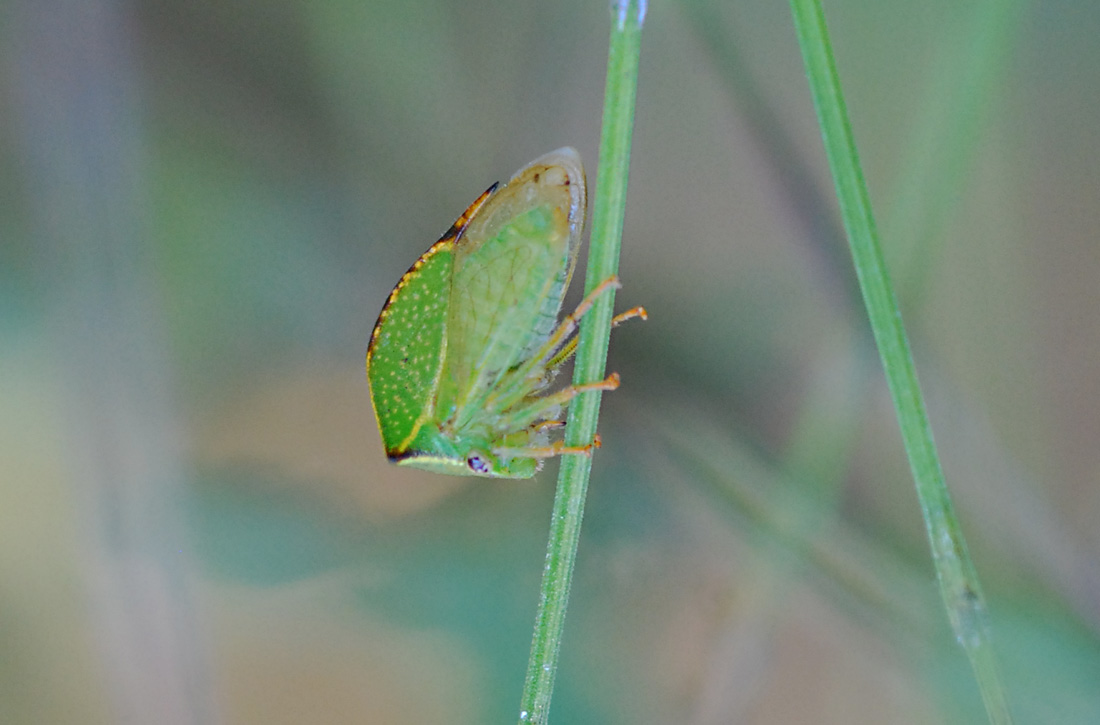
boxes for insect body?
[366,148,641,478]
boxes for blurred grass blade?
[883,0,1028,304]
[11,1,217,722]
[787,0,1013,721]
[517,1,646,723]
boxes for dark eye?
[466,454,492,474]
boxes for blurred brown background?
[2,0,1098,722]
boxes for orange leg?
[484,276,622,411]
[496,434,602,460]
[534,276,623,366]
[543,305,648,370]
[497,373,621,435]
[613,306,649,325]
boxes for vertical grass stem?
[517,2,645,723]
[788,0,1012,721]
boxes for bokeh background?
[3,0,1099,722]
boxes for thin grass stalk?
[516,1,646,723]
[787,0,1012,721]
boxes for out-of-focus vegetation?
[2,0,1099,723]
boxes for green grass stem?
[788,0,1012,721]
[516,1,645,723]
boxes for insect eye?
[466,453,493,475]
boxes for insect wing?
[442,148,586,421]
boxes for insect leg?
[517,276,621,374]
[496,373,621,434]
[543,305,649,370]
[613,306,649,326]
[533,275,622,364]
[484,276,623,413]
[495,434,602,460]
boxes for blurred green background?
[3,0,1100,722]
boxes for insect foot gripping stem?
[496,434,602,460]
[539,372,621,412]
